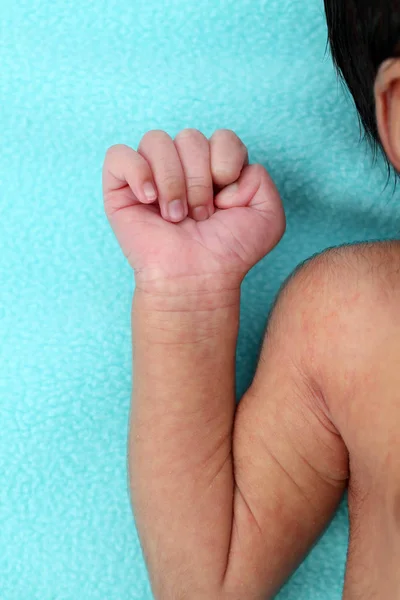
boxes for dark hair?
[324,0,400,173]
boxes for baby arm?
[129,259,347,600]
[103,130,400,600]
[102,128,292,599]
[102,129,345,600]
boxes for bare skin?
[103,129,400,599]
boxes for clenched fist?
[103,129,285,290]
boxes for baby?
[102,2,400,599]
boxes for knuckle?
[175,128,206,143]
[211,128,239,141]
[188,183,211,194]
[210,132,248,183]
[162,173,184,195]
[211,129,247,150]
[212,160,240,181]
[105,143,127,160]
[186,175,211,190]
[140,129,170,147]
[186,176,212,201]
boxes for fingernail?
[143,182,157,201]
[168,199,185,222]
[193,206,209,221]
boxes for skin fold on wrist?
[132,289,241,346]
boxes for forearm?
[129,280,240,598]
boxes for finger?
[174,129,214,222]
[209,129,249,189]
[138,130,188,223]
[215,163,279,213]
[103,144,158,217]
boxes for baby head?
[324,0,400,173]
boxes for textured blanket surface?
[2,1,399,598]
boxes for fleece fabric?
[1,0,399,598]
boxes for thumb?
[214,164,279,210]
[214,164,286,260]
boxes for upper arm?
[223,240,400,596]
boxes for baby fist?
[103,129,285,290]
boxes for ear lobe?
[375,59,400,170]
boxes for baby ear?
[375,58,400,170]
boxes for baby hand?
[102,129,285,292]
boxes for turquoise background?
[1,0,399,598]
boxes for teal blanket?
[2,0,399,598]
